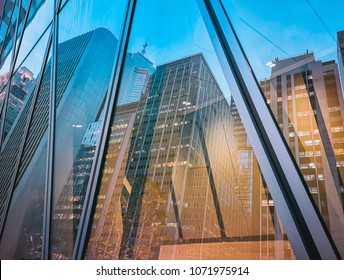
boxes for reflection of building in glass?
[338,30,344,92]
[86,102,138,260]
[0,28,117,259]
[117,49,155,105]
[230,99,276,238]
[52,142,98,259]
[0,0,46,68]
[4,66,35,137]
[85,53,295,260]
[90,53,282,260]
[52,49,155,260]
[53,103,139,260]
[0,67,9,86]
[261,52,344,233]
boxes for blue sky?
[126,0,344,90]
[3,0,344,94]
[124,0,344,91]
[224,0,344,79]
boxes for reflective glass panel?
[223,0,344,258]
[0,34,51,260]
[0,49,13,95]
[14,0,53,71]
[3,27,50,141]
[85,0,295,260]
[0,1,16,49]
[50,0,126,260]
[1,0,18,64]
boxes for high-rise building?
[337,30,344,92]
[49,49,156,260]
[2,66,35,137]
[261,52,344,241]
[86,101,139,260]
[86,53,289,260]
[1,0,343,261]
[0,27,117,259]
[117,50,155,105]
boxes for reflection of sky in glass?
[127,0,231,97]
[223,0,344,80]
[58,0,125,41]
[7,0,126,77]
[14,0,53,74]
[0,0,53,76]
[3,0,344,93]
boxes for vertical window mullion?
[42,0,59,260]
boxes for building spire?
[141,36,149,55]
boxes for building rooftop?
[270,52,315,74]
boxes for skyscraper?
[1,66,35,137]
[261,52,344,254]
[117,50,155,105]
[0,27,117,259]
[1,0,343,261]
[86,101,139,260]
[86,53,290,260]
[337,30,344,92]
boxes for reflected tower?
[261,52,344,247]
[0,28,117,259]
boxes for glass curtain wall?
[84,0,294,260]
[222,0,344,258]
[50,0,126,260]
[0,0,342,260]
[0,3,52,258]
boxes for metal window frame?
[197,0,340,259]
[0,0,17,62]
[0,0,23,147]
[42,0,62,260]
[0,29,52,240]
[0,0,34,148]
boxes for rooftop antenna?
[141,36,149,55]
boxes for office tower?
[2,66,35,137]
[121,54,241,259]
[261,52,344,237]
[0,0,46,68]
[337,30,344,92]
[53,102,140,260]
[86,101,139,260]
[51,118,103,260]
[229,99,277,238]
[0,27,117,259]
[51,50,155,260]
[117,49,155,105]
[0,0,343,262]
[87,53,289,260]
